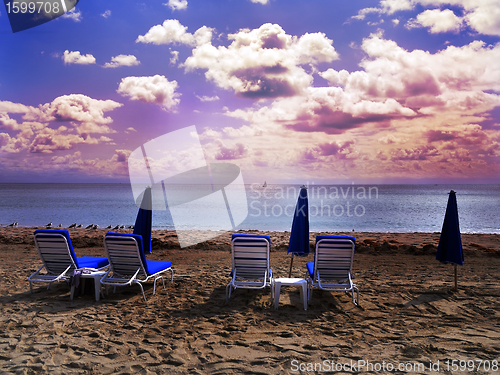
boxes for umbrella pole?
[288,254,294,278]
[454,265,458,291]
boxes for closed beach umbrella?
[436,190,464,290]
[288,185,310,277]
[133,187,153,254]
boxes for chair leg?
[138,283,146,301]
[170,269,174,284]
[29,282,33,294]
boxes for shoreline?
[3,225,499,235]
[1,227,498,256]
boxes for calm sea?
[0,183,498,234]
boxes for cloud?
[354,0,500,36]
[406,9,463,33]
[101,10,111,18]
[164,0,188,11]
[62,50,96,65]
[196,95,220,102]
[43,94,122,129]
[112,149,131,162]
[0,95,122,154]
[103,54,140,68]
[117,75,181,111]
[215,141,248,160]
[249,0,270,4]
[193,28,500,183]
[181,23,339,98]
[136,19,213,46]
[170,50,179,64]
[28,127,108,153]
[61,9,82,22]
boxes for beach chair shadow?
[226,234,273,303]
[306,235,359,307]
[404,289,450,307]
[29,229,109,294]
[100,233,173,301]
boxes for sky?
[1,0,499,184]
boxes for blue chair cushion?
[306,262,314,277]
[145,260,172,276]
[77,256,109,269]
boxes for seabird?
[85,224,94,229]
[68,223,77,228]
[93,224,99,229]
[76,224,83,228]
[119,225,125,229]
[106,225,112,229]
[45,222,53,228]
[113,225,120,230]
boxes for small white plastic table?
[70,270,106,301]
[273,278,308,310]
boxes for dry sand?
[1,227,499,374]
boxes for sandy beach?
[1,227,499,374]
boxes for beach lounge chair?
[100,232,173,301]
[226,234,273,301]
[305,235,359,306]
[29,229,109,293]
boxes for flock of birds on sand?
[5,222,134,230]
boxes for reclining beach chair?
[29,229,109,293]
[305,235,359,306]
[226,234,273,301]
[100,232,173,301]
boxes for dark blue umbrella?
[287,185,310,277]
[133,186,153,254]
[436,190,463,289]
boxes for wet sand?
[1,227,499,374]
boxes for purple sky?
[1,0,499,184]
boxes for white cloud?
[181,23,339,98]
[196,95,220,102]
[117,75,181,111]
[136,19,213,46]
[43,94,123,128]
[0,94,122,154]
[354,0,500,36]
[101,10,111,18]
[61,9,82,22]
[249,0,270,4]
[379,0,414,14]
[103,54,140,68]
[170,50,179,64]
[406,9,463,33]
[165,0,188,11]
[62,50,96,65]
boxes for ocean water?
[0,183,498,234]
